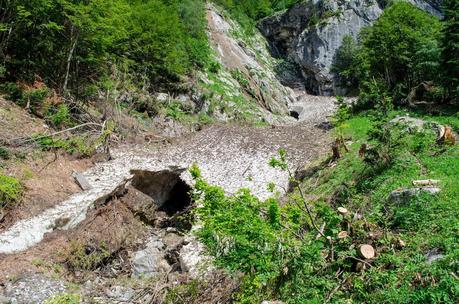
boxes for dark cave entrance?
[289,110,300,120]
[130,169,192,216]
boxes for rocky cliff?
[258,0,443,95]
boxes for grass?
[303,110,459,303]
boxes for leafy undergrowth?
[0,173,22,209]
[190,110,459,303]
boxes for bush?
[47,104,72,129]
[190,162,338,302]
[44,293,80,304]
[34,135,95,157]
[0,174,22,208]
[0,146,10,160]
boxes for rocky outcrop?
[205,4,297,120]
[258,0,443,95]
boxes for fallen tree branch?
[8,122,104,146]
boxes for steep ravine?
[0,5,338,303]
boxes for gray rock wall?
[258,0,443,95]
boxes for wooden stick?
[8,122,103,145]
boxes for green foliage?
[165,280,201,303]
[332,35,365,92]
[64,241,110,271]
[332,96,350,125]
[213,0,299,33]
[359,2,442,100]
[0,173,22,208]
[191,159,345,303]
[179,0,212,69]
[5,84,49,111]
[441,0,459,98]
[44,293,80,304]
[191,109,459,303]
[334,2,447,105]
[0,64,5,78]
[34,134,95,157]
[0,0,211,95]
[0,146,10,160]
[47,104,72,129]
[165,102,189,121]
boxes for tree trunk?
[63,26,78,93]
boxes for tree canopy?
[0,0,210,94]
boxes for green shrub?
[0,146,10,160]
[332,96,350,125]
[44,293,80,304]
[190,163,337,302]
[1,82,24,103]
[22,87,49,111]
[47,104,72,128]
[34,135,95,157]
[0,174,22,207]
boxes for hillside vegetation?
[0,0,458,303]
[333,1,458,104]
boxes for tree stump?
[337,207,348,215]
[338,231,348,239]
[358,244,375,259]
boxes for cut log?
[337,207,348,215]
[412,179,440,187]
[358,244,375,259]
[338,231,348,239]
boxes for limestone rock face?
[258,0,443,95]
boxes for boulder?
[154,93,170,103]
[105,286,135,302]
[258,0,443,95]
[72,171,92,191]
[425,249,445,264]
[131,235,170,278]
[0,295,10,304]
